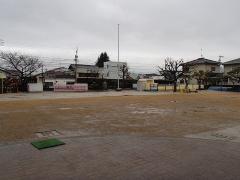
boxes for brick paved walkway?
[1,136,240,180]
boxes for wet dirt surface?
[0,92,240,143]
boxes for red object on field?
[54,84,88,92]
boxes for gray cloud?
[0,0,240,72]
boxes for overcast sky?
[0,0,240,72]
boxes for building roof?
[144,73,159,76]
[183,58,220,66]
[0,67,19,76]
[0,67,7,73]
[69,64,97,70]
[223,58,240,65]
[47,67,68,72]
[104,61,126,65]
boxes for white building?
[0,68,6,94]
[69,64,103,79]
[103,61,127,80]
[0,68,7,79]
[36,67,75,90]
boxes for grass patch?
[31,138,65,150]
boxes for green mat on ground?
[31,138,65,150]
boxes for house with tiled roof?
[182,57,221,86]
[223,58,240,75]
[182,57,221,73]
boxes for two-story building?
[69,64,104,89]
[223,58,240,85]
[69,64,103,79]
[36,67,75,90]
[69,61,135,89]
[183,58,221,73]
[182,57,221,85]
[223,58,240,75]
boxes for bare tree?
[158,58,183,92]
[193,70,208,90]
[181,63,192,91]
[0,51,42,91]
[182,71,193,90]
[119,63,129,89]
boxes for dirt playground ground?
[0,91,240,143]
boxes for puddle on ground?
[131,107,173,115]
[132,111,145,114]
[185,125,240,142]
[58,107,72,110]
[35,130,62,138]
[35,129,93,138]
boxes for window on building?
[78,73,99,78]
[211,67,216,72]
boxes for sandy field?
[0,91,240,143]
[0,90,170,101]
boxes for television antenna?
[219,55,224,62]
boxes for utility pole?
[74,48,78,84]
[41,64,44,84]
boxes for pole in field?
[116,24,121,91]
[118,24,120,89]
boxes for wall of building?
[189,78,198,85]
[76,66,104,78]
[103,61,127,80]
[0,71,6,79]
[45,78,75,85]
[189,64,220,73]
[224,64,240,75]
[76,66,99,74]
